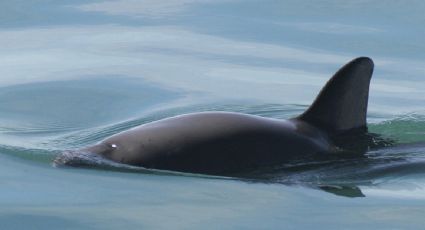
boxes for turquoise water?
[1,0,425,229]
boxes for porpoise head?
[54,140,123,167]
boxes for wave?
[369,112,425,143]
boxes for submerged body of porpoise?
[55,57,375,176]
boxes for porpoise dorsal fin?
[298,57,374,133]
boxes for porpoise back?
[55,57,375,175]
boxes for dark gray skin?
[81,113,333,174]
[56,57,374,175]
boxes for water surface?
[1,0,425,229]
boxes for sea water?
[1,0,425,229]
